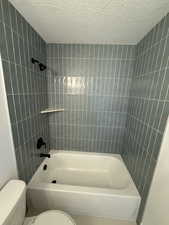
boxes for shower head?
[39,63,47,71]
[31,57,47,71]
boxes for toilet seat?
[33,210,76,225]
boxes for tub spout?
[40,153,50,158]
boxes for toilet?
[0,180,76,225]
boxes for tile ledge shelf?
[40,108,64,114]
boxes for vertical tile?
[123,13,169,224]
[0,22,8,60]
[47,43,135,155]
[0,0,49,183]
[1,0,11,26]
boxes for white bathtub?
[27,150,141,221]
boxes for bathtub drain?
[51,180,57,183]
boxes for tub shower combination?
[27,151,140,221]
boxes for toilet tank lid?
[0,180,26,225]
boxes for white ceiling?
[10,0,169,44]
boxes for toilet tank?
[0,180,26,225]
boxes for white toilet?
[0,180,76,225]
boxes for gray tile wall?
[1,1,169,222]
[0,0,49,182]
[123,13,169,223]
[47,44,135,153]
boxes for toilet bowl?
[32,210,75,225]
[0,180,76,225]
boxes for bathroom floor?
[24,215,136,225]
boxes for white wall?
[142,116,169,225]
[0,55,18,189]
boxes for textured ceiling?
[9,0,169,44]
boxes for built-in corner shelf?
[40,108,64,114]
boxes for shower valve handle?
[37,137,46,149]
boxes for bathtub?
[27,151,141,221]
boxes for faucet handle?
[37,137,46,149]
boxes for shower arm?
[31,57,47,71]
